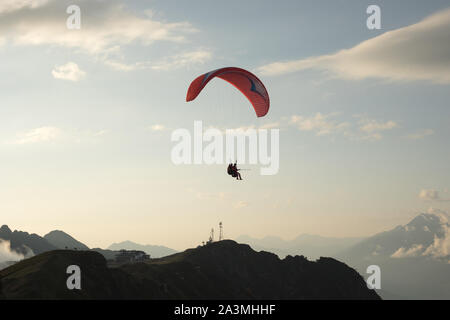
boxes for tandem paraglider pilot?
[227,162,242,180]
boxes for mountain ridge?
[44,230,90,251]
[236,234,364,259]
[0,224,57,255]
[108,240,177,258]
[0,240,380,300]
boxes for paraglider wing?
[186,67,270,117]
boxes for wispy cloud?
[423,209,450,260]
[10,126,61,144]
[0,0,200,71]
[259,122,280,130]
[149,124,166,132]
[206,122,282,134]
[427,207,449,218]
[287,113,398,141]
[6,127,108,145]
[52,62,86,81]
[105,49,213,72]
[233,200,249,209]
[359,119,397,133]
[390,210,450,261]
[405,129,434,140]
[357,117,398,141]
[290,113,350,136]
[0,239,33,267]
[103,59,145,72]
[0,0,197,53]
[215,113,398,141]
[423,231,450,260]
[150,50,212,71]
[0,0,49,14]
[391,244,424,258]
[257,8,450,84]
[419,189,450,202]
[419,189,440,201]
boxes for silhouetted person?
[229,162,242,180]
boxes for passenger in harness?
[227,162,242,180]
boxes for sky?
[0,0,449,250]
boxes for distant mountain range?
[0,240,380,299]
[0,225,57,255]
[337,212,450,299]
[108,241,177,258]
[339,213,449,262]
[236,234,363,260]
[236,212,450,300]
[0,225,177,268]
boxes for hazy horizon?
[0,207,444,252]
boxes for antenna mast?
[219,222,223,241]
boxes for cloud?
[427,208,450,222]
[10,126,61,144]
[0,239,26,265]
[7,127,108,145]
[390,210,450,262]
[405,129,434,140]
[257,8,450,84]
[0,0,198,69]
[423,227,450,259]
[207,122,282,135]
[92,129,108,137]
[233,200,249,209]
[357,117,398,141]
[150,50,212,71]
[419,189,450,202]
[211,113,398,141]
[391,244,424,258]
[105,49,213,72]
[290,113,350,136]
[0,0,49,14]
[419,189,440,201]
[259,122,280,130]
[52,62,86,81]
[71,129,109,144]
[423,210,450,260]
[359,120,398,133]
[150,124,166,132]
[288,113,397,140]
[103,59,146,72]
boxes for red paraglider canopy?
[186,67,270,117]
